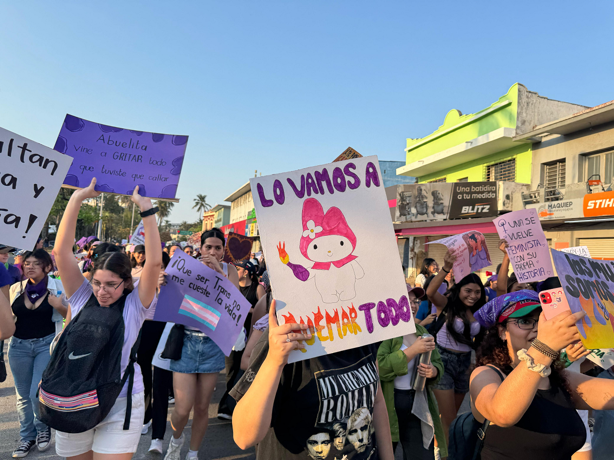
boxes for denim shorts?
[431,345,472,393]
[169,330,225,374]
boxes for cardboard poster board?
[222,232,254,264]
[154,250,250,355]
[551,249,614,349]
[494,208,554,283]
[129,220,145,245]
[395,183,452,223]
[426,231,492,281]
[251,156,415,363]
[54,114,187,199]
[0,126,73,249]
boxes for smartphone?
[539,288,572,320]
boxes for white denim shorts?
[55,391,145,456]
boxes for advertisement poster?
[426,231,491,280]
[395,183,452,223]
[251,156,414,362]
[54,114,188,199]
[551,249,614,349]
[448,182,498,219]
[526,199,583,221]
[154,250,250,355]
[0,126,73,249]
[583,191,614,218]
[494,208,554,283]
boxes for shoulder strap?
[474,365,506,457]
[485,364,506,382]
[430,306,448,338]
[121,326,142,430]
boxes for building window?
[584,151,614,185]
[543,159,566,201]
[486,159,516,182]
[428,178,447,183]
[457,177,469,182]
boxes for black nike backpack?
[38,293,141,433]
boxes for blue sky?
[1,1,612,223]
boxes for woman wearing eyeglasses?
[7,249,67,457]
[470,290,614,459]
[52,178,162,460]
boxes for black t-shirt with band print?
[230,333,380,460]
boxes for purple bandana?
[26,276,49,304]
[474,290,539,328]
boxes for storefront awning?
[394,216,497,236]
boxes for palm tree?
[164,219,171,232]
[193,194,211,220]
[155,200,175,226]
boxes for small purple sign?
[153,250,249,355]
[54,114,187,199]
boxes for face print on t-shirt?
[310,355,379,460]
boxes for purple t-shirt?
[68,279,156,397]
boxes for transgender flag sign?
[179,295,221,331]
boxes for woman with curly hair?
[470,290,614,459]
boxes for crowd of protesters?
[3,182,614,460]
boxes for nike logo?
[68,352,92,360]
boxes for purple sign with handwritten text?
[153,250,250,355]
[54,114,187,199]
[494,208,554,283]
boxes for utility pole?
[97,193,105,240]
[130,202,136,241]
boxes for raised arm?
[233,301,311,449]
[471,310,584,427]
[131,186,162,309]
[496,240,510,297]
[426,250,455,313]
[55,179,100,298]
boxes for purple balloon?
[152,133,165,143]
[127,184,147,196]
[172,135,188,146]
[54,136,67,153]
[96,183,115,193]
[98,124,123,133]
[159,184,177,198]
[170,156,183,175]
[65,115,85,132]
[64,174,80,187]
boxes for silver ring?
[286,334,291,343]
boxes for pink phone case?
[539,288,571,320]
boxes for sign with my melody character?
[251,156,415,363]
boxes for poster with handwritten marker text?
[251,156,414,363]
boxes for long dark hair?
[92,252,134,294]
[444,273,486,347]
[201,228,226,247]
[476,324,571,396]
[420,258,436,277]
[131,251,146,269]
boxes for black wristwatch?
[140,206,159,218]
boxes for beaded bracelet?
[531,339,559,361]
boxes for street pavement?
[0,342,255,460]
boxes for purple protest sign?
[54,114,187,199]
[153,250,249,355]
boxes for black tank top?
[12,293,56,340]
[481,384,586,459]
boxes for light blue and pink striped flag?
[179,294,221,331]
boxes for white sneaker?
[149,439,164,454]
[164,435,184,460]
[141,420,152,435]
[185,452,198,460]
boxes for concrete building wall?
[230,190,254,223]
[530,120,614,189]
[516,85,587,136]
